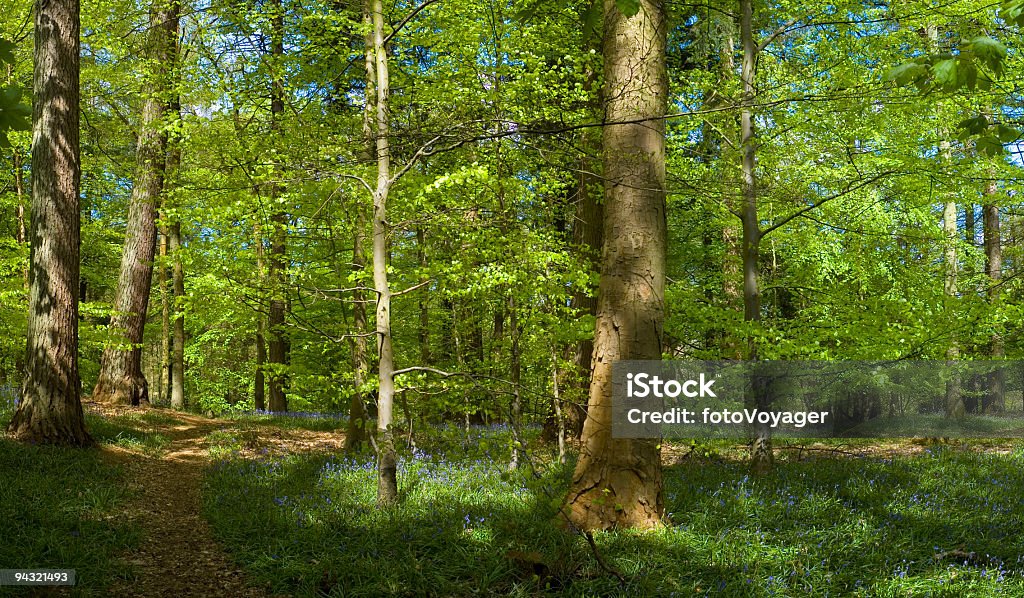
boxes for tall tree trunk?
[162,3,185,411]
[159,225,170,406]
[369,0,398,506]
[983,180,1004,413]
[508,298,524,470]
[739,0,772,473]
[92,0,178,406]
[254,223,266,412]
[167,96,185,411]
[720,25,743,360]
[564,0,667,531]
[267,0,289,412]
[8,0,91,445]
[942,193,962,416]
[417,226,430,365]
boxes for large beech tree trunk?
[92,0,178,406]
[7,0,91,445]
[564,0,667,531]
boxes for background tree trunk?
[564,0,667,532]
[739,0,772,473]
[8,0,91,445]
[370,0,398,506]
[267,0,289,413]
[983,180,1004,412]
[92,0,177,406]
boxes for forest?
[4,0,1024,595]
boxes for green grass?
[203,433,1024,597]
[84,412,172,456]
[0,422,139,596]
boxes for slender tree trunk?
[93,0,178,406]
[369,0,398,506]
[159,225,170,406]
[417,226,430,364]
[564,0,667,531]
[14,149,28,288]
[983,180,1004,412]
[8,0,91,445]
[267,0,289,412]
[164,6,185,411]
[942,194,962,416]
[965,204,975,245]
[508,298,524,470]
[254,223,266,411]
[169,218,185,409]
[551,345,566,463]
[739,0,772,473]
[569,122,602,439]
[720,26,743,360]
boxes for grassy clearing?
[85,411,172,456]
[203,422,1024,597]
[0,404,139,597]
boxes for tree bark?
[739,0,772,473]
[267,0,289,413]
[983,179,1004,413]
[92,0,177,407]
[564,0,667,531]
[369,0,398,506]
[254,222,266,412]
[8,0,92,445]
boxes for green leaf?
[0,39,15,65]
[884,62,926,86]
[968,36,1007,75]
[615,0,640,18]
[930,59,957,90]
[976,135,1003,157]
[995,124,1019,143]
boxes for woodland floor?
[84,404,344,598]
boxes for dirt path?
[92,406,274,598]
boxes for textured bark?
[169,218,185,410]
[983,180,1004,413]
[564,0,666,531]
[267,0,289,413]
[159,225,170,405]
[165,8,185,411]
[370,0,398,506]
[93,0,178,406]
[942,195,962,417]
[8,0,91,445]
[739,0,772,473]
